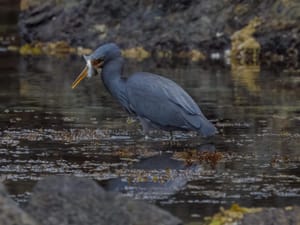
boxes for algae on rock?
[231,17,261,65]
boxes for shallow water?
[1,2,300,223]
[0,51,299,222]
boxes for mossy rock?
[204,204,262,225]
[231,17,261,65]
[122,47,150,61]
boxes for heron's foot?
[169,131,175,141]
[126,117,137,125]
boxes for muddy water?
[0,51,299,222]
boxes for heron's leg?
[169,131,174,141]
[137,117,150,139]
[168,131,178,145]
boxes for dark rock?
[18,0,236,52]
[0,182,7,196]
[19,0,300,66]
[25,175,182,225]
[239,206,300,225]
[256,24,300,67]
[0,183,38,225]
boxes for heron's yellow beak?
[71,66,88,89]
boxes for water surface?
[0,50,299,223]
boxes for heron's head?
[71,43,121,89]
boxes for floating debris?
[1,128,106,143]
[173,150,223,168]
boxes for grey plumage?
[126,72,216,136]
[74,43,217,137]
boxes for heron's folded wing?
[126,73,204,128]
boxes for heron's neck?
[101,57,126,100]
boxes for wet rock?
[0,183,38,225]
[25,175,182,225]
[239,206,300,225]
[0,182,7,196]
[231,17,261,65]
[17,0,236,55]
[206,204,300,225]
[18,0,300,66]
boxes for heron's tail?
[198,119,217,137]
[182,113,217,137]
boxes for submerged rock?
[0,183,38,225]
[25,175,182,225]
[204,204,300,225]
[239,206,300,225]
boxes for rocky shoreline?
[18,0,299,67]
[1,176,181,225]
[1,175,300,225]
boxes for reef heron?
[72,43,217,138]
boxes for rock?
[25,175,182,225]
[206,204,300,225]
[0,183,38,225]
[18,0,300,66]
[239,206,300,225]
[231,17,261,65]
[122,47,150,61]
[0,182,7,196]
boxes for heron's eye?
[92,58,104,68]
